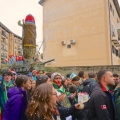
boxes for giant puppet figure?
[2,14,54,73]
[18,14,36,60]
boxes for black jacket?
[78,78,97,120]
[88,83,116,120]
[57,102,77,120]
[82,78,97,95]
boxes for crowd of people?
[0,69,120,120]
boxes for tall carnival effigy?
[2,14,54,73]
[19,14,36,60]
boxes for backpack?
[76,82,97,120]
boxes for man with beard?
[88,70,116,120]
[113,74,119,89]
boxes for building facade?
[39,0,120,67]
[0,22,22,68]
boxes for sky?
[0,0,120,52]
[0,0,43,51]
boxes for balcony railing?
[111,37,120,47]
[1,54,7,59]
[117,23,120,40]
[1,40,7,45]
[1,47,7,52]
[18,48,22,51]
[2,31,7,38]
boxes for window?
[116,49,118,56]
[112,45,119,57]
[112,45,115,54]
[110,4,114,16]
[110,4,112,11]
[111,22,116,37]
[67,44,71,48]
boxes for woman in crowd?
[3,75,31,120]
[27,79,36,103]
[26,83,57,120]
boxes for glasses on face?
[52,93,57,96]
[4,74,11,77]
[54,77,61,80]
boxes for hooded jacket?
[82,78,97,95]
[3,87,28,120]
[88,83,116,120]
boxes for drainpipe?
[108,0,113,65]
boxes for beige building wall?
[0,22,22,68]
[40,0,120,67]
[109,0,120,65]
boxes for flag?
[101,105,107,110]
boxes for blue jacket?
[3,87,28,120]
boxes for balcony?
[18,48,22,51]
[1,47,7,52]
[18,44,22,48]
[18,52,23,56]
[1,54,7,59]
[111,37,120,47]
[117,23,120,40]
[2,31,7,38]
[1,39,7,45]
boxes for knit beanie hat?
[36,75,49,87]
[51,72,62,82]
[70,73,80,81]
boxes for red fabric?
[4,59,8,62]
[16,56,24,61]
[25,14,35,23]
[9,55,13,58]
[36,70,40,74]
[54,80,62,88]
[101,84,107,92]
[9,69,16,74]
[0,113,2,120]
[109,90,113,93]
[101,105,107,109]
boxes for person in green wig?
[0,71,14,119]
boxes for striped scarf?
[3,80,14,103]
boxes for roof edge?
[0,22,22,39]
[38,0,120,17]
[38,0,45,6]
[14,34,22,40]
[113,0,120,17]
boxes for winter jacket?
[3,87,28,120]
[82,78,97,95]
[57,102,78,120]
[78,78,97,120]
[88,83,116,120]
[0,80,14,119]
[114,87,120,120]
